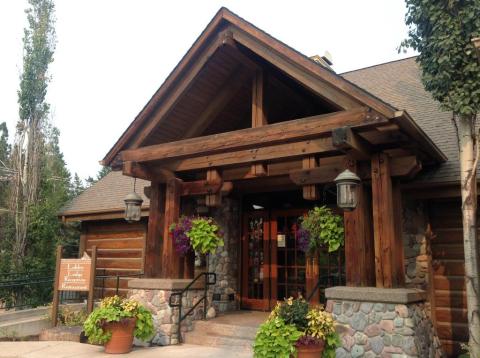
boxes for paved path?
[0,342,252,358]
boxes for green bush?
[300,206,344,253]
[188,217,224,254]
[253,317,302,358]
[83,296,154,344]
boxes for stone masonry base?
[325,287,445,358]
[127,278,205,346]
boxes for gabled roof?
[65,58,461,220]
[59,171,150,221]
[342,57,459,184]
[101,7,419,167]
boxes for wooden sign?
[52,245,97,326]
[58,257,91,291]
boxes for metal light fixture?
[124,178,143,222]
[334,169,361,211]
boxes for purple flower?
[170,216,193,255]
[296,228,310,253]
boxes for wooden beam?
[184,66,251,138]
[130,30,232,148]
[206,169,222,207]
[343,158,375,287]
[145,182,165,277]
[289,155,421,185]
[161,178,182,278]
[229,27,361,110]
[332,126,372,160]
[120,107,386,164]
[167,137,336,172]
[302,156,318,200]
[371,153,404,288]
[123,161,175,182]
[250,69,268,176]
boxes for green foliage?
[18,0,56,124]
[83,296,154,344]
[57,306,88,327]
[266,297,341,358]
[188,217,224,254]
[85,166,111,188]
[253,317,303,358]
[276,297,309,331]
[401,0,480,116]
[300,206,344,253]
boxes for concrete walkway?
[0,342,252,358]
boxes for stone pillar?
[128,278,204,346]
[208,197,240,313]
[325,286,444,358]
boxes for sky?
[0,0,415,181]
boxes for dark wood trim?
[206,169,222,207]
[343,158,375,287]
[145,182,165,277]
[120,108,384,164]
[184,65,252,138]
[371,153,404,288]
[332,126,372,160]
[161,179,182,278]
[302,156,318,200]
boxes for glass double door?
[241,209,308,310]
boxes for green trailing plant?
[170,216,224,255]
[83,295,154,344]
[299,206,344,253]
[253,317,303,358]
[261,297,340,358]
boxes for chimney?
[310,51,334,71]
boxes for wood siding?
[82,220,147,296]
[429,201,469,357]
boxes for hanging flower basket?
[296,206,344,255]
[169,216,224,255]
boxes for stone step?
[191,320,257,340]
[0,306,50,323]
[183,332,253,352]
[0,315,52,338]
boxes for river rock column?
[325,287,445,358]
[208,197,240,313]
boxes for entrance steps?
[183,311,268,353]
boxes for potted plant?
[297,206,344,254]
[253,297,340,358]
[170,215,224,255]
[83,295,154,354]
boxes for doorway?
[241,206,345,310]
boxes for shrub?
[83,295,154,344]
[253,317,302,358]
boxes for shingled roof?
[61,57,461,220]
[342,56,458,185]
[59,171,150,221]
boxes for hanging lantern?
[124,178,143,222]
[334,169,361,211]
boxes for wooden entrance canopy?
[101,8,446,288]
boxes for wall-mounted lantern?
[124,178,143,222]
[334,169,361,211]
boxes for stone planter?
[103,318,136,354]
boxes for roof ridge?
[340,55,418,75]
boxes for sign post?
[52,245,97,326]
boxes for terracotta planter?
[295,341,325,358]
[103,318,136,354]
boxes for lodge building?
[60,8,473,357]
